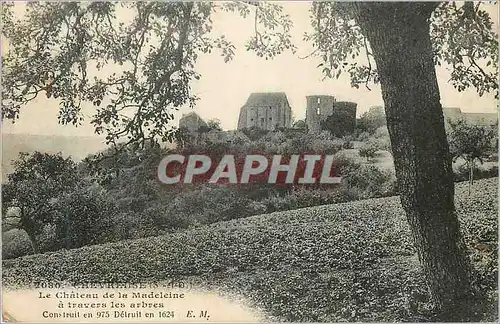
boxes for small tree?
[448,119,497,194]
[52,183,116,249]
[357,106,387,134]
[4,152,79,253]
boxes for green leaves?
[448,118,497,164]
[240,2,296,60]
[2,2,212,148]
[306,1,497,97]
[431,2,499,99]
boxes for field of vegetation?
[3,178,497,322]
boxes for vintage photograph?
[1,1,498,322]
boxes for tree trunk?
[352,3,472,318]
[468,160,472,195]
[470,160,474,186]
[26,230,38,254]
[19,206,39,254]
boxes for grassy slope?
[3,178,498,322]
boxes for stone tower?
[333,101,357,135]
[179,112,207,133]
[305,95,335,133]
[305,95,357,135]
[237,92,292,130]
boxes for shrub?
[163,186,254,227]
[359,142,379,161]
[342,138,355,149]
[259,187,354,213]
[246,200,268,215]
[2,229,33,259]
[356,131,371,142]
[52,184,117,249]
[36,224,58,252]
[241,127,269,141]
[345,165,397,199]
[289,187,347,208]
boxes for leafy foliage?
[305,2,498,97]
[320,110,354,138]
[448,119,497,165]
[431,2,499,98]
[359,140,379,161]
[52,183,117,250]
[1,2,294,149]
[357,106,386,134]
[2,152,79,252]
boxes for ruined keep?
[305,95,335,133]
[179,112,207,133]
[305,95,357,135]
[237,92,292,130]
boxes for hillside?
[2,178,498,322]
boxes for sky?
[2,1,499,137]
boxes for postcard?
[1,1,498,322]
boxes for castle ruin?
[179,112,207,133]
[237,92,292,130]
[305,95,357,135]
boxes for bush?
[3,179,496,322]
[163,186,254,227]
[111,210,160,241]
[342,138,355,149]
[36,224,58,252]
[246,200,268,215]
[52,184,117,249]
[241,127,269,141]
[147,205,192,231]
[2,229,33,259]
[359,142,379,161]
[454,163,499,182]
[345,165,397,199]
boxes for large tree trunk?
[352,3,472,318]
